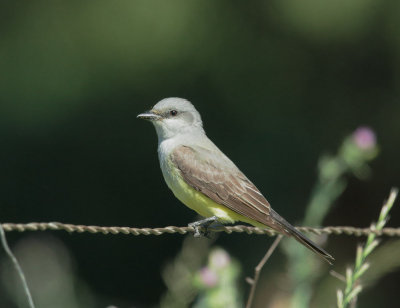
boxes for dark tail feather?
[271,209,334,265]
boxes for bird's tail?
[270,209,334,265]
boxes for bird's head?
[138,98,204,141]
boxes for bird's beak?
[137,110,162,121]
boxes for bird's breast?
[159,154,202,212]
[157,151,242,223]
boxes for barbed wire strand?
[2,222,400,237]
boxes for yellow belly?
[162,159,263,227]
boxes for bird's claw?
[190,225,207,238]
[188,216,218,238]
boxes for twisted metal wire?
[2,222,400,237]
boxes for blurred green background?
[1,0,400,307]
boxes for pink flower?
[352,126,376,150]
[199,267,218,287]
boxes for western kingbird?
[138,97,334,264]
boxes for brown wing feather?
[171,145,273,226]
[171,145,335,264]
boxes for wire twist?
[2,222,400,237]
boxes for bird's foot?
[188,216,219,238]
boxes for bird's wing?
[171,145,335,264]
[171,145,272,225]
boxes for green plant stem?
[338,188,398,308]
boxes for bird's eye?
[170,110,178,116]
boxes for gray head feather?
[150,97,205,140]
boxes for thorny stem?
[246,235,283,308]
[0,224,35,308]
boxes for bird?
[137,97,334,264]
